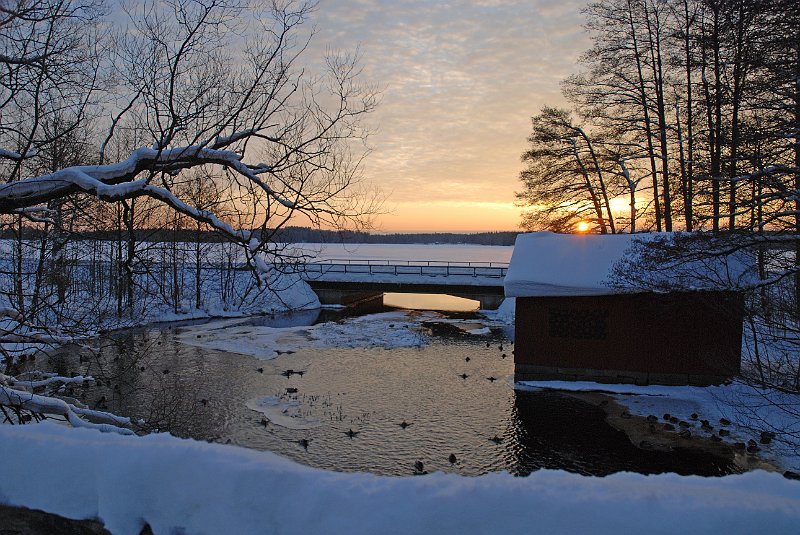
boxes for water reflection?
[23,311,740,478]
[383,293,480,312]
[508,391,736,477]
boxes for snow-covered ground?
[175,311,433,358]
[518,380,800,472]
[1,422,798,535]
[0,241,509,347]
[3,239,800,533]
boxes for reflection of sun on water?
[384,293,479,312]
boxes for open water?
[32,303,741,478]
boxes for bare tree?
[517,107,617,233]
[0,0,378,260]
[0,0,379,432]
[0,0,106,178]
[564,0,672,232]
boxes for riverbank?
[518,380,800,473]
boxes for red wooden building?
[504,233,743,386]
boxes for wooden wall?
[513,292,743,386]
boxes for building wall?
[514,292,743,386]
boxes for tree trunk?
[570,139,608,233]
[675,100,690,230]
[15,217,25,318]
[794,35,800,319]
[683,0,695,231]
[195,221,202,310]
[577,127,616,233]
[644,0,672,231]
[712,4,723,232]
[728,0,750,231]
[628,0,662,231]
[123,200,136,312]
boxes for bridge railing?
[310,258,510,268]
[302,259,508,278]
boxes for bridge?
[298,259,508,310]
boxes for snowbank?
[0,254,321,357]
[482,297,515,325]
[171,271,321,319]
[0,423,798,535]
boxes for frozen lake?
[0,239,514,269]
[289,243,514,264]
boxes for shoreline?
[565,390,780,473]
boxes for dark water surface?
[32,309,739,477]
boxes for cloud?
[309,0,590,227]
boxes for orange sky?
[382,201,520,232]
[310,0,591,232]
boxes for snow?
[4,239,799,533]
[1,422,799,535]
[304,243,513,264]
[175,308,513,364]
[175,311,432,358]
[465,326,491,335]
[504,232,753,296]
[482,297,515,325]
[504,232,644,297]
[245,396,322,430]
[301,267,506,287]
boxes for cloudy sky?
[309,0,590,232]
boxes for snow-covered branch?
[0,386,134,435]
[3,373,94,389]
[0,144,294,211]
[0,147,38,161]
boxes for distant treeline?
[2,226,519,246]
[271,227,519,246]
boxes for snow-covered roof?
[504,232,642,297]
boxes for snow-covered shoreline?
[1,422,798,535]
[518,379,800,472]
[3,261,800,533]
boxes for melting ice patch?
[246,396,321,430]
[174,311,434,359]
[424,317,494,335]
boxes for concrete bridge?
[298,259,508,310]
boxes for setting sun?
[576,221,590,233]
